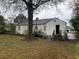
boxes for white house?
[15,18,67,36]
[66,26,76,39]
[66,26,75,34]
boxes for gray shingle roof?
[16,18,54,25]
[33,18,53,25]
[16,18,66,25]
[66,26,74,30]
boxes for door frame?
[56,25,60,34]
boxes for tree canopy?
[0,15,6,34]
[70,15,79,32]
[70,0,79,32]
[14,14,27,23]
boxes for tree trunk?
[27,1,33,37]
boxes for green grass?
[75,41,79,59]
[0,34,75,59]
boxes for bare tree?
[0,0,65,37]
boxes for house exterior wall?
[16,25,28,34]
[16,19,66,36]
[66,27,75,34]
[33,25,45,32]
[16,25,45,35]
[45,19,66,36]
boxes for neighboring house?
[66,26,76,39]
[15,17,67,36]
[66,26,75,34]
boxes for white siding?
[33,25,45,32]
[46,19,66,36]
[16,25,28,34]
[16,25,45,34]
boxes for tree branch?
[22,0,36,7]
[22,0,28,6]
[34,0,50,10]
[36,0,42,5]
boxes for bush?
[33,31,47,38]
[0,15,6,34]
[62,33,68,41]
[53,34,62,40]
[33,31,39,37]
[5,30,11,34]
[75,32,79,40]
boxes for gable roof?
[16,18,66,25]
[33,18,53,25]
[66,26,74,30]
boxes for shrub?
[75,32,79,40]
[33,31,47,38]
[0,15,6,34]
[53,34,62,40]
[62,33,68,41]
[33,31,38,37]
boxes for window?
[18,26,20,30]
[44,25,46,31]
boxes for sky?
[34,0,74,26]
[34,4,73,26]
[0,0,74,26]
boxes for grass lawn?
[0,34,75,59]
[75,41,79,59]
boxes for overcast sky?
[0,0,74,26]
[34,4,73,26]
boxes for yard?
[75,41,79,59]
[0,34,76,59]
